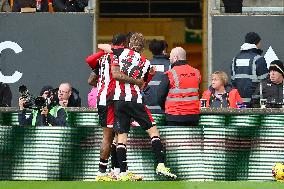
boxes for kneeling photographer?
[18,85,67,126]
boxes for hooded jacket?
[252,76,284,108]
[231,43,268,107]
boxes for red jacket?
[201,85,243,108]
[85,50,105,69]
[165,64,201,115]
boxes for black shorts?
[98,103,114,128]
[114,101,153,134]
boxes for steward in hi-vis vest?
[157,47,201,126]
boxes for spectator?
[231,32,268,107]
[0,82,12,107]
[18,85,67,126]
[143,39,171,113]
[12,0,48,12]
[202,71,243,108]
[157,47,201,126]
[53,82,81,107]
[52,0,88,12]
[222,0,243,13]
[252,60,284,108]
[87,71,98,108]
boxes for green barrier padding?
[0,112,284,181]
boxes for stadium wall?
[0,13,94,106]
[209,15,284,83]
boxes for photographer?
[18,85,67,127]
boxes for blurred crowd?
[0,0,89,12]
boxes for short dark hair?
[245,32,261,45]
[112,34,127,45]
[149,39,167,55]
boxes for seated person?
[18,85,67,126]
[53,82,81,107]
[12,0,48,12]
[202,71,243,108]
[87,71,98,108]
[0,82,12,107]
[52,0,87,12]
[252,60,284,108]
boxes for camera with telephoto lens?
[19,85,52,110]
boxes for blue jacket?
[231,43,268,107]
[143,55,170,113]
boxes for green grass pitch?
[0,181,283,189]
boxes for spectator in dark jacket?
[143,39,170,113]
[0,82,12,107]
[252,60,284,108]
[231,32,268,107]
[12,0,48,12]
[52,0,88,12]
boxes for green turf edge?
[0,181,283,189]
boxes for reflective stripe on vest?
[242,98,251,103]
[169,88,199,93]
[171,69,180,87]
[231,55,262,81]
[148,80,161,86]
[166,96,199,102]
[31,109,38,127]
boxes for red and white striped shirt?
[112,48,151,103]
[96,53,116,106]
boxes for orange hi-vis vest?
[165,64,201,115]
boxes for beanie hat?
[245,32,261,45]
[269,60,284,77]
[40,85,53,96]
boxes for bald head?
[58,82,72,101]
[169,47,187,64]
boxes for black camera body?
[19,85,54,110]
